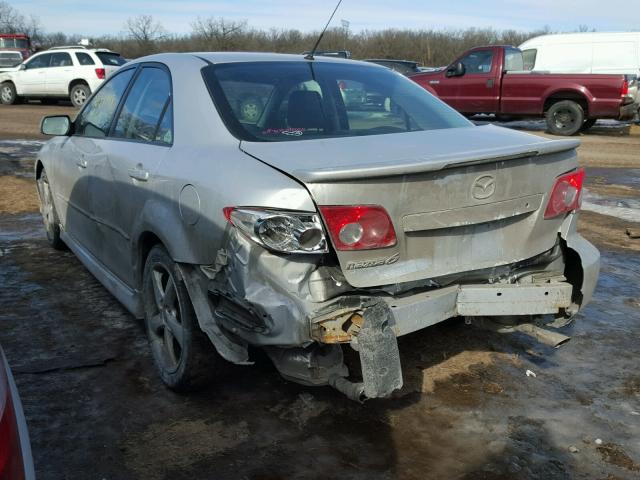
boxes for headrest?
[287,90,326,130]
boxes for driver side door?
[437,48,499,113]
[17,53,51,95]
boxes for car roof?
[129,51,386,69]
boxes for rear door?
[45,52,74,95]
[17,53,51,95]
[89,65,172,286]
[439,48,500,113]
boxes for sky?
[11,0,640,37]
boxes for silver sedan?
[36,53,599,400]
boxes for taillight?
[319,205,397,251]
[95,68,105,79]
[223,207,328,254]
[544,168,585,219]
[621,79,629,97]
[0,362,25,480]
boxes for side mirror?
[19,63,26,71]
[446,62,466,78]
[41,115,71,136]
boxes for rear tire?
[142,245,217,392]
[0,82,21,105]
[580,118,598,131]
[70,83,90,108]
[545,100,585,136]
[36,170,65,250]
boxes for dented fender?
[560,212,600,308]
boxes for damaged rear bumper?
[180,212,599,400]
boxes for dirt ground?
[1,104,639,480]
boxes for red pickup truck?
[410,45,637,135]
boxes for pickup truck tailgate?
[241,125,580,288]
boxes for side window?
[75,52,95,66]
[50,52,73,68]
[522,49,537,71]
[113,67,172,144]
[75,68,135,138]
[459,50,494,74]
[504,48,524,71]
[25,54,51,70]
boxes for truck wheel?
[70,84,90,108]
[580,118,597,131]
[142,245,217,392]
[0,82,21,105]
[545,100,585,136]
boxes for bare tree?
[191,17,248,50]
[125,15,166,53]
[0,1,41,37]
[0,1,22,32]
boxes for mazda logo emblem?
[471,175,496,200]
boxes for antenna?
[304,0,344,60]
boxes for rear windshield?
[202,61,471,142]
[96,52,126,66]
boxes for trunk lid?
[241,125,580,288]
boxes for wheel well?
[138,231,163,287]
[1,80,14,87]
[68,79,89,94]
[544,92,589,116]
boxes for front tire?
[70,83,90,108]
[142,245,217,392]
[0,82,20,105]
[36,170,65,250]
[545,100,585,136]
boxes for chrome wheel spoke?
[163,326,179,366]
[151,269,165,310]
[163,276,176,306]
[164,310,184,349]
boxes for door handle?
[128,167,149,182]
[76,159,87,169]
[429,80,440,85]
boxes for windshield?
[96,52,126,66]
[202,61,472,142]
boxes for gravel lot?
[1,103,639,480]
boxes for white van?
[520,32,640,122]
[519,32,640,76]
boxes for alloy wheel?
[37,177,56,240]
[1,86,12,103]
[73,89,87,105]
[147,265,185,373]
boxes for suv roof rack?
[48,45,88,50]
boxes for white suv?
[0,46,126,107]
